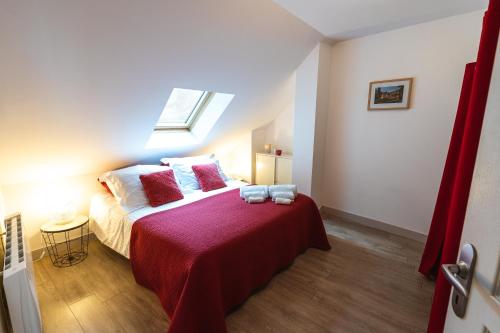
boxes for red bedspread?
[130,189,330,333]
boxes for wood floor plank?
[104,292,169,332]
[34,218,433,333]
[69,295,127,333]
[40,258,94,305]
[35,268,84,333]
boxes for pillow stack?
[160,154,229,192]
[97,154,230,211]
[98,165,181,212]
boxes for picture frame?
[367,78,413,111]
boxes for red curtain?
[420,0,500,332]
[419,62,475,277]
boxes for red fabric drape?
[420,0,500,332]
[419,62,476,277]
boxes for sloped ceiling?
[0,0,323,185]
[272,0,487,40]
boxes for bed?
[90,180,248,258]
[90,179,330,333]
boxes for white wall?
[263,100,295,155]
[0,0,322,187]
[321,11,483,235]
[292,43,332,200]
[242,73,297,183]
[206,132,253,182]
[249,101,294,183]
[251,127,267,183]
[292,45,320,196]
[1,173,104,251]
[311,44,332,201]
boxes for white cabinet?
[256,154,275,185]
[275,156,292,184]
[255,153,292,185]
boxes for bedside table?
[40,215,90,267]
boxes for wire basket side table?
[40,215,89,267]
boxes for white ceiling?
[0,0,322,185]
[272,0,488,40]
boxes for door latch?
[441,243,477,318]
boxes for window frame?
[155,90,212,131]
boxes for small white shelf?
[256,152,293,159]
[255,153,293,185]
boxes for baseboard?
[31,233,97,260]
[320,206,427,243]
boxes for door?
[443,35,500,332]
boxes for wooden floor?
[33,218,434,333]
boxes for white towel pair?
[240,185,269,199]
[244,192,267,204]
[247,195,292,205]
[246,196,266,204]
[242,190,267,201]
[271,191,295,201]
[270,185,297,206]
[268,185,297,199]
[240,184,298,205]
[241,187,269,204]
[275,197,292,205]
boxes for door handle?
[440,243,476,318]
[441,262,469,297]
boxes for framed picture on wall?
[367,78,413,110]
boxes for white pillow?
[98,165,178,212]
[213,159,230,181]
[171,163,202,191]
[161,154,230,191]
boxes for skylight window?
[147,89,235,149]
[155,88,211,130]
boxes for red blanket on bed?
[130,189,330,333]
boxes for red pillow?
[191,163,227,192]
[139,169,184,207]
[99,181,114,195]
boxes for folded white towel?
[243,191,267,200]
[240,185,269,198]
[275,197,292,205]
[268,184,297,198]
[246,196,265,204]
[271,191,295,201]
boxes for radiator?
[3,214,42,333]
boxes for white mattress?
[89,180,247,258]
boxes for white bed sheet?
[89,180,247,258]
